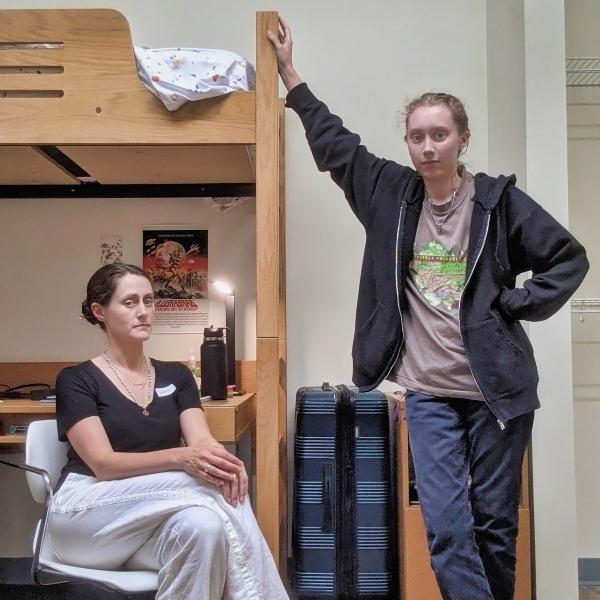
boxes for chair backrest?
[25,420,69,503]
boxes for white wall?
[0,2,584,596]
[0,196,257,362]
[565,0,600,560]
[523,1,580,596]
[487,2,582,596]
[486,0,527,184]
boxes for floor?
[0,558,153,599]
[1,558,598,599]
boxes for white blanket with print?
[135,46,256,111]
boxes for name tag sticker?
[155,384,176,397]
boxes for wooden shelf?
[0,434,25,445]
[0,400,56,414]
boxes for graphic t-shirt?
[389,171,483,400]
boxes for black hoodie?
[286,83,589,425]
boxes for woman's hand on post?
[267,16,303,92]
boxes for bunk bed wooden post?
[255,11,288,572]
[278,97,288,577]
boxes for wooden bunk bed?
[0,9,287,571]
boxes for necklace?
[426,188,458,234]
[103,351,153,416]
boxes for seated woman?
[48,262,288,600]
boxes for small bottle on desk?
[187,349,202,389]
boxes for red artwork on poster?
[142,228,209,333]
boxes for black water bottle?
[200,326,227,400]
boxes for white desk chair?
[0,419,158,593]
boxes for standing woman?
[49,263,288,600]
[269,18,588,600]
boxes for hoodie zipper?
[379,202,406,383]
[458,212,506,431]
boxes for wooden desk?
[200,394,256,443]
[0,394,256,446]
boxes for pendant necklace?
[103,351,153,416]
[427,188,458,235]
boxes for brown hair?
[405,92,470,174]
[405,92,470,135]
[81,263,152,330]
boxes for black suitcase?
[292,383,398,599]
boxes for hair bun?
[81,299,99,326]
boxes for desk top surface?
[0,393,255,414]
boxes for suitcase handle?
[322,463,333,533]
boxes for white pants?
[49,471,288,600]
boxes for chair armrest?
[0,458,53,585]
[0,458,52,488]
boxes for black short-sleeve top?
[55,359,202,483]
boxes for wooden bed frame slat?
[0,92,256,145]
[0,146,77,185]
[0,73,66,90]
[57,145,256,185]
[0,51,66,68]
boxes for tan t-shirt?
[388,171,483,400]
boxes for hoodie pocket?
[352,303,399,379]
[463,316,537,397]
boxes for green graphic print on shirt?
[410,240,468,311]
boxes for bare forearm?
[180,407,212,447]
[280,65,303,92]
[93,446,186,481]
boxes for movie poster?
[142,228,209,333]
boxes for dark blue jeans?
[405,391,534,600]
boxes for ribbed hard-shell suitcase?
[292,383,398,599]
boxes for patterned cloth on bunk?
[134,46,256,111]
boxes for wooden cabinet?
[396,398,534,600]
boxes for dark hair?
[81,263,152,330]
